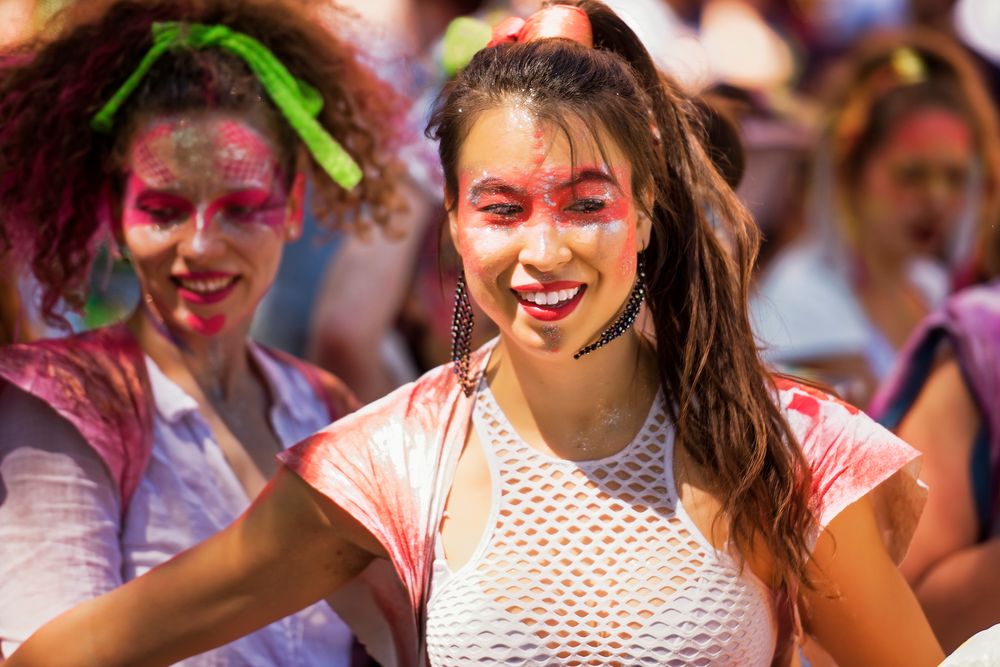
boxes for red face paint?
[459,165,632,228]
[452,105,646,358]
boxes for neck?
[854,236,908,292]
[487,328,659,459]
[128,306,254,404]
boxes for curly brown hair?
[428,0,816,600]
[0,0,406,324]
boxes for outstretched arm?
[8,467,377,667]
[800,494,943,666]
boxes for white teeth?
[177,276,235,293]
[520,285,581,306]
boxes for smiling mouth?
[172,274,240,304]
[513,284,587,321]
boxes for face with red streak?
[120,113,304,338]
[449,104,650,358]
[853,107,974,262]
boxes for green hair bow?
[91,21,362,190]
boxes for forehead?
[881,107,973,157]
[128,114,280,189]
[457,104,630,178]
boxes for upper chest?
[429,390,777,665]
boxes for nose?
[177,207,226,258]
[517,220,572,272]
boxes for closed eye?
[481,203,524,217]
[566,198,607,214]
[138,205,185,224]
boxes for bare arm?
[8,467,377,667]
[896,357,980,584]
[914,536,1000,652]
[893,357,998,650]
[800,495,943,666]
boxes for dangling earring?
[574,251,647,360]
[451,271,477,396]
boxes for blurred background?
[4,0,1000,407]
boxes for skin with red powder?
[854,107,974,264]
[121,113,301,340]
[449,105,649,358]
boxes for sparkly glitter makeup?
[459,164,632,228]
[120,114,294,341]
[450,104,646,357]
[123,117,287,235]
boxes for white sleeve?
[0,386,123,656]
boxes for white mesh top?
[425,384,777,666]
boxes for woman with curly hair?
[8,2,940,665]
[0,0,402,663]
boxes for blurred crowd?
[3,0,1000,660]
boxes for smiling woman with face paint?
[0,1,402,664]
[4,3,943,667]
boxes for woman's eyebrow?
[559,168,620,191]
[466,176,528,199]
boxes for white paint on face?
[449,104,651,359]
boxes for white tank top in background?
[425,385,777,666]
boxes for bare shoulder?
[898,355,979,456]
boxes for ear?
[285,172,307,241]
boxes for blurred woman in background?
[752,29,1000,405]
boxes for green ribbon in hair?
[91,21,363,190]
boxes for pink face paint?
[131,118,278,191]
[123,117,287,234]
[185,312,226,336]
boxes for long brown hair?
[0,0,405,324]
[427,0,816,592]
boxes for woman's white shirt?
[0,342,352,665]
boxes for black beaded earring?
[574,251,647,360]
[451,271,477,396]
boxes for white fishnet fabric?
[425,387,776,666]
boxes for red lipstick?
[512,281,586,322]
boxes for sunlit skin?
[449,105,650,359]
[121,114,303,339]
[853,107,974,266]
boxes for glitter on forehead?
[130,118,278,190]
[131,122,176,186]
[214,119,277,185]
